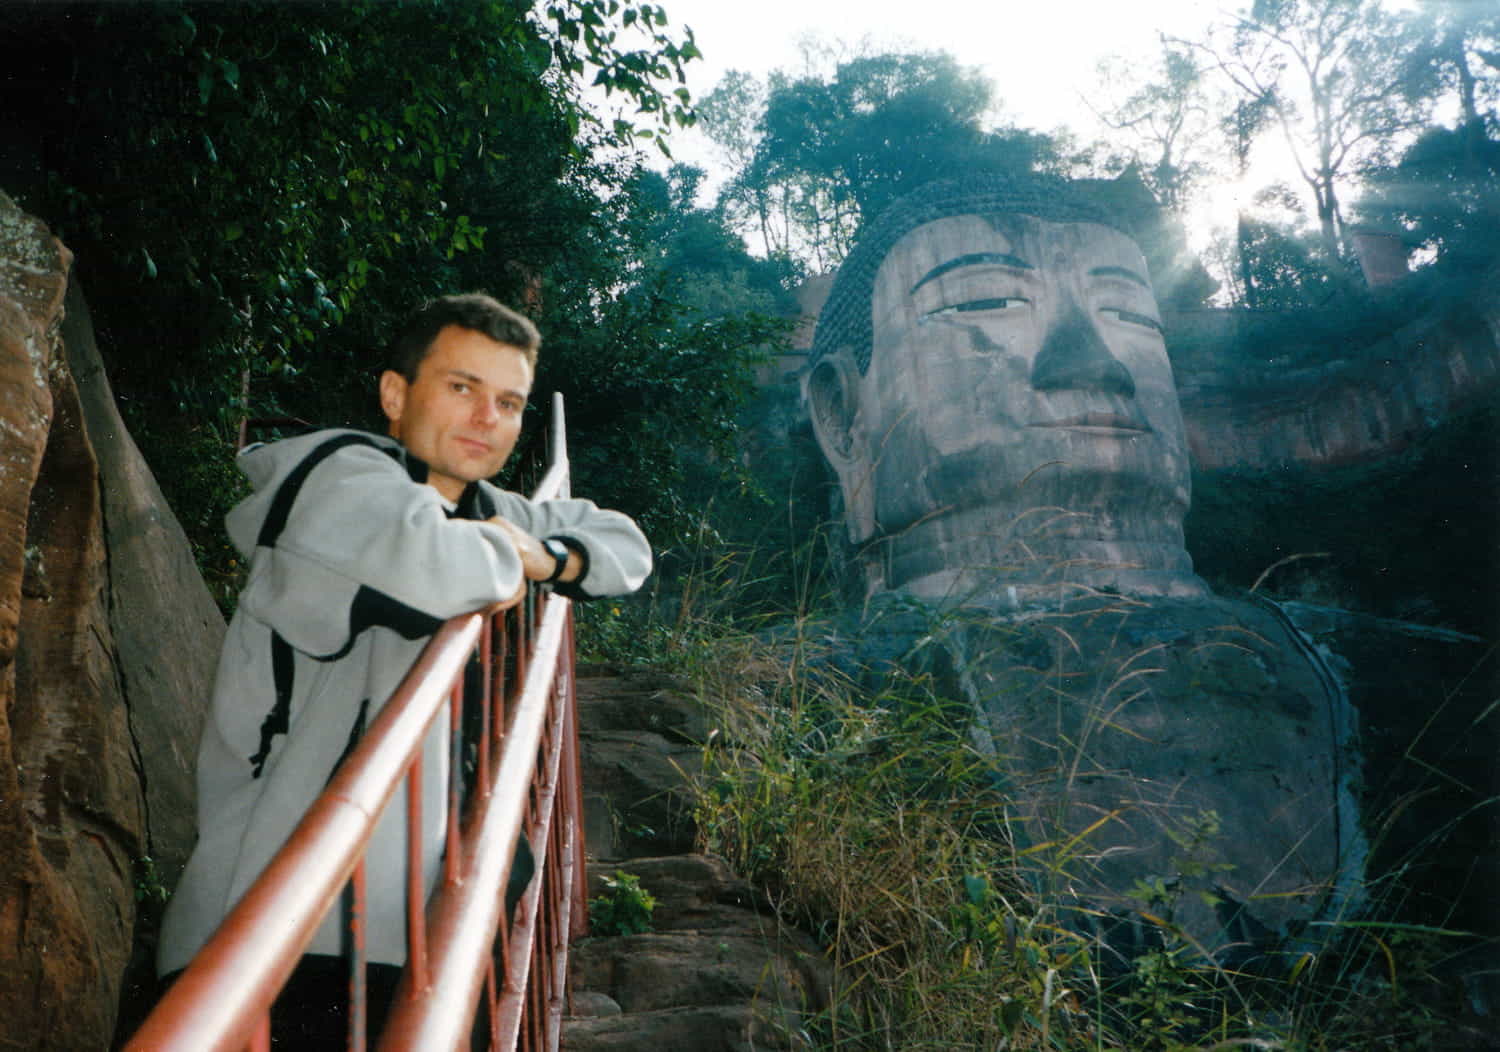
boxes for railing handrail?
[378,594,570,1048]
[128,393,581,1052]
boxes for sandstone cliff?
[0,191,223,1050]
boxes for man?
[157,293,651,1042]
[806,174,1205,605]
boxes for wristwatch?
[541,537,570,583]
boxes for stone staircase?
[563,666,829,1051]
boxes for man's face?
[379,324,533,502]
[857,212,1191,543]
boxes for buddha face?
[810,211,1196,597]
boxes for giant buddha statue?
[809,176,1205,604]
[805,175,1366,961]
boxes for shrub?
[589,871,657,938]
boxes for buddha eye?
[925,296,1031,318]
[1101,307,1163,333]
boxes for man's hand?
[484,576,527,614]
[488,516,581,584]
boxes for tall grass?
[681,614,1491,1050]
[579,516,1495,1050]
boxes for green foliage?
[1225,209,1359,309]
[133,856,172,905]
[6,0,795,583]
[523,163,794,547]
[700,51,1066,268]
[588,870,657,937]
[647,548,1492,1049]
[1358,119,1500,266]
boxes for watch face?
[543,538,569,579]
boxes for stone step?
[568,670,830,1052]
[562,1003,804,1052]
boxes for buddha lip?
[1029,412,1150,432]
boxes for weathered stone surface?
[562,1004,797,1052]
[578,669,706,860]
[807,178,1205,603]
[62,279,226,1038]
[968,594,1362,955]
[568,853,830,1052]
[577,665,710,743]
[818,591,1364,960]
[569,665,832,1052]
[585,854,767,932]
[572,929,820,1016]
[63,280,222,892]
[0,190,223,1047]
[0,190,142,1050]
[1173,262,1500,471]
[570,990,624,1018]
[1278,602,1499,944]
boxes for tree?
[1357,122,1500,266]
[26,0,696,382]
[526,164,794,541]
[1411,0,1500,137]
[701,51,1063,271]
[4,0,773,574]
[1221,93,1280,306]
[697,69,814,267]
[1341,2,1500,268]
[1175,0,1437,258]
[1090,39,1218,210]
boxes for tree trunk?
[1237,212,1258,309]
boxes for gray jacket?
[158,429,650,973]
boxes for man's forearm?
[487,515,582,583]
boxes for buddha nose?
[1029,300,1135,397]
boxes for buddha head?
[807,175,1204,603]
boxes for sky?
[656,0,1217,143]
[616,0,1227,203]
[580,0,1268,254]
[590,0,1428,258]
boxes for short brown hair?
[389,292,541,381]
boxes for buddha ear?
[805,350,877,543]
[806,353,861,470]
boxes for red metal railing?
[127,395,587,1051]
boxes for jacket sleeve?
[235,443,528,655]
[485,487,652,600]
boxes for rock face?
[1277,603,1499,950]
[567,855,830,1052]
[576,666,706,861]
[1173,265,1500,472]
[0,189,141,1049]
[63,281,224,893]
[569,667,831,1050]
[0,191,222,1049]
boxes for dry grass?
[679,611,1489,1051]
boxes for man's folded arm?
[484,489,652,600]
[240,444,530,623]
